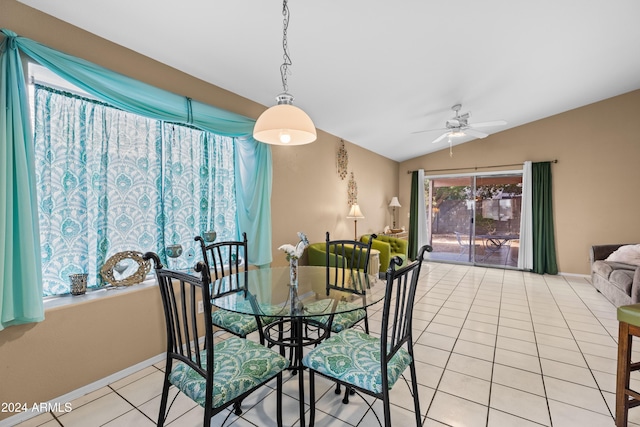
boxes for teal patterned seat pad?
[168,337,289,409]
[304,300,366,332]
[302,329,411,394]
[212,303,282,337]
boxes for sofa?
[307,242,367,270]
[590,244,640,306]
[360,234,408,272]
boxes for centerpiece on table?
[278,232,309,289]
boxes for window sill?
[43,278,157,311]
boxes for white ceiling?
[18,0,640,162]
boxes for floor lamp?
[347,204,364,240]
[389,197,401,230]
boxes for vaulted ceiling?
[18,0,640,161]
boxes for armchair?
[360,234,408,271]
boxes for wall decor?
[100,250,151,287]
[347,172,358,206]
[337,139,348,180]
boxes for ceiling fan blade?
[432,132,450,144]
[412,127,446,135]
[464,128,489,139]
[469,120,507,128]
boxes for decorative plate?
[100,250,151,287]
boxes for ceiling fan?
[414,104,507,144]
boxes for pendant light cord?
[280,0,292,94]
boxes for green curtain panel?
[408,171,419,260]
[532,161,558,274]
[0,34,44,330]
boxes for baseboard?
[0,353,166,427]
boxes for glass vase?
[289,257,299,289]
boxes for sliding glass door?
[426,171,522,268]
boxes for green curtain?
[0,35,44,330]
[532,161,558,274]
[408,171,419,260]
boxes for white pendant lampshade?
[253,94,317,145]
[252,0,317,146]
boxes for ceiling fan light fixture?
[449,130,465,138]
[252,0,316,146]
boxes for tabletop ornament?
[278,231,309,290]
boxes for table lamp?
[347,204,364,240]
[389,197,401,229]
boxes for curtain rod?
[407,159,557,174]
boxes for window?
[32,78,237,296]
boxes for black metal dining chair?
[195,233,268,344]
[307,231,376,334]
[143,252,289,427]
[302,244,432,427]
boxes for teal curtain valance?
[0,29,273,329]
[1,29,256,136]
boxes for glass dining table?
[210,265,387,426]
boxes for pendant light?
[253,0,317,145]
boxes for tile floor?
[12,263,640,427]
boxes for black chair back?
[143,253,214,392]
[195,232,247,298]
[380,244,432,385]
[325,231,376,296]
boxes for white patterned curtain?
[34,86,236,295]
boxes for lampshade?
[347,204,364,219]
[389,197,401,208]
[253,94,317,145]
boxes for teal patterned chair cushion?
[168,336,289,409]
[302,329,411,394]
[211,303,282,337]
[211,309,259,337]
[305,300,366,333]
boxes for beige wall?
[401,89,640,275]
[0,1,397,419]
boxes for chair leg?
[157,373,171,427]
[276,372,283,427]
[409,361,422,426]
[617,321,632,427]
[309,371,316,426]
[233,401,242,416]
[383,390,392,427]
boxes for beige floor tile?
[417,331,457,351]
[492,364,545,396]
[489,383,550,425]
[413,343,452,368]
[496,335,538,356]
[110,366,159,390]
[535,332,580,351]
[453,339,495,361]
[413,360,445,388]
[56,392,135,426]
[498,325,536,342]
[116,370,165,407]
[547,399,615,427]
[425,321,461,338]
[494,347,541,374]
[488,408,550,427]
[463,320,499,335]
[102,409,155,426]
[445,353,493,381]
[544,377,610,415]
[538,344,588,367]
[540,358,599,388]
[427,391,488,427]
[458,329,497,347]
[438,369,491,405]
